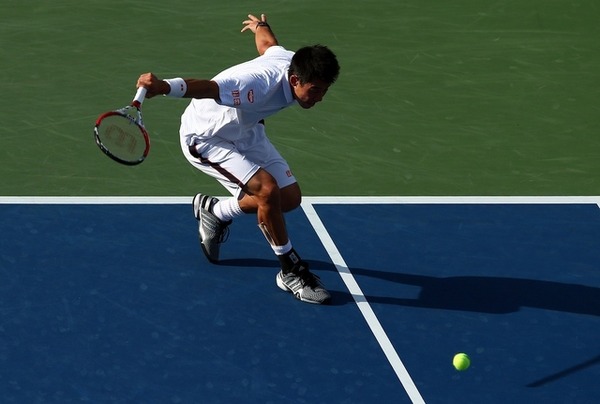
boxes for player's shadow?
[217,258,600,314]
[309,261,600,315]
[218,258,280,268]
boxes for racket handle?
[133,87,147,106]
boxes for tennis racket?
[94,87,149,165]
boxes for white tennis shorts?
[181,124,297,198]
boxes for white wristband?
[164,78,187,97]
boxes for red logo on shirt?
[247,89,254,103]
[232,90,240,97]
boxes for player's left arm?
[241,13,278,55]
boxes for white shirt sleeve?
[216,73,266,109]
[214,46,293,110]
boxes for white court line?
[1,195,599,205]
[301,201,426,404]
[302,196,600,205]
[0,196,190,204]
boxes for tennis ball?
[453,353,470,371]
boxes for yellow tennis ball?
[453,353,471,371]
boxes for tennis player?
[136,13,340,305]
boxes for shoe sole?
[200,243,219,264]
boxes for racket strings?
[95,113,148,163]
[104,123,139,154]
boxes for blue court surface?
[1,196,599,403]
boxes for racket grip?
[133,87,147,105]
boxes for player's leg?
[183,133,301,263]
[239,168,289,245]
[239,167,329,304]
[238,181,301,214]
[182,128,330,304]
[235,133,329,304]
[183,137,259,263]
[232,128,300,261]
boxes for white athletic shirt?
[180,45,297,145]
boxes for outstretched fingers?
[241,13,267,33]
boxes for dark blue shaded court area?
[1,202,599,403]
[315,203,600,403]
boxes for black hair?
[289,45,340,85]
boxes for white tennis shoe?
[192,193,231,263]
[276,262,331,304]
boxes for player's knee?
[281,184,302,212]
[246,170,300,211]
[248,171,280,207]
[261,181,281,206]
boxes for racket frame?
[94,87,149,166]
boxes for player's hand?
[241,13,268,33]
[136,72,169,98]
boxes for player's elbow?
[256,40,278,55]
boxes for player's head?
[289,45,340,109]
[290,45,340,85]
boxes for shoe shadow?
[310,260,600,316]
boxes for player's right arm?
[136,73,220,100]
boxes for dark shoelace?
[297,269,321,288]
[216,222,230,243]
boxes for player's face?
[290,75,330,109]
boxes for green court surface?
[1,0,599,196]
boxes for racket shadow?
[527,354,600,388]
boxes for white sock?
[212,198,244,222]
[272,240,293,256]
